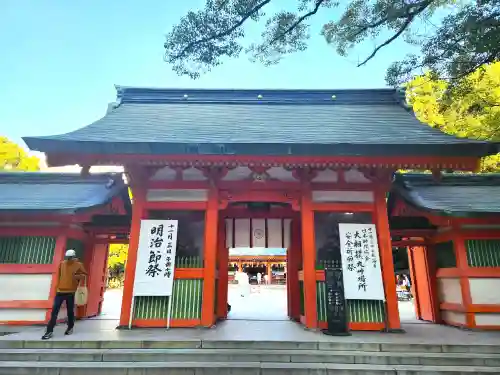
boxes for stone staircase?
[1,339,500,374]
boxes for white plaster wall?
[0,308,47,321]
[437,278,462,304]
[475,313,500,326]
[150,167,176,180]
[469,278,500,304]
[312,169,338,182]
[223,167,251,181]
[182,168,207,180]
[0,274,52,301]
[312,190,374,203]
[344,168,371,183]
[441,310,466,325]
[267,167,296,181]
[146,189,208,201]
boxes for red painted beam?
[0,264,54,274]
[390,229,436,237]
[311,202,374,212]
[0,300,51,309]
[47,153,480,171]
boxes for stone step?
[2,339,500,353]
[1,348,500,367]
[1,361,500,375]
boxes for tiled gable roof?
[0,172,129,214]
[391,173,500,217]
[23,87,495,157]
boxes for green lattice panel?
[299,281,305,316]
[467,240,500,267]
[0,236,55,264]
[134,278,203,320]
[317,281,385,323]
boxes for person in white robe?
[236,270,250,297]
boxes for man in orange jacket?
[42,249,87,340]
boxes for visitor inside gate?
[227,247,288,321]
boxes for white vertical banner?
[283,219,292,249]
[234,219,250,247]
[266,219,282,248]
[225,219,234,248]
[133,220,179,297]
[338,223,385,301]
[252,218,266,247]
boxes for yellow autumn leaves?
[406,62,500,172]
[0,136,40,171]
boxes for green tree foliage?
[164,0,500,87]
[406,62,500,172]
[0,136,40,171]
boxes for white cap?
[65,249,76,258]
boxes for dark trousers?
[46,292,75,333]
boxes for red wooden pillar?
[201,186,219,326]
[374,189,401,331]
[301,188,317,329]
[453,231,475,328]
[45,233,68,322]
[287,217,301,321]
[216,216,228,319]
[119,187,146,327]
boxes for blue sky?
[0,0,417,147]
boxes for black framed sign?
[323,259,350,336]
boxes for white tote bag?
[75,277,88,306]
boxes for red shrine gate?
[110,165,404,331]
[22,87,494,331]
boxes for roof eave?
[0,183,130,217]
[22,138,495,158]
[392,186,500,219]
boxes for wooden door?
[85,243,109,318]
[408,246,435,322]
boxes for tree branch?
[217,0,232,9]
[357,0,433,67]
[357,17,414,67]
[349,0,431,40]
[269,0,327,44]
[171,0,271,60]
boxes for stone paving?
[2,285,500,345]
[2,319,500,346]
[99,285,418,322]
[2,314,500,346]
[227,284,289,321]
[3,288,500,375]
